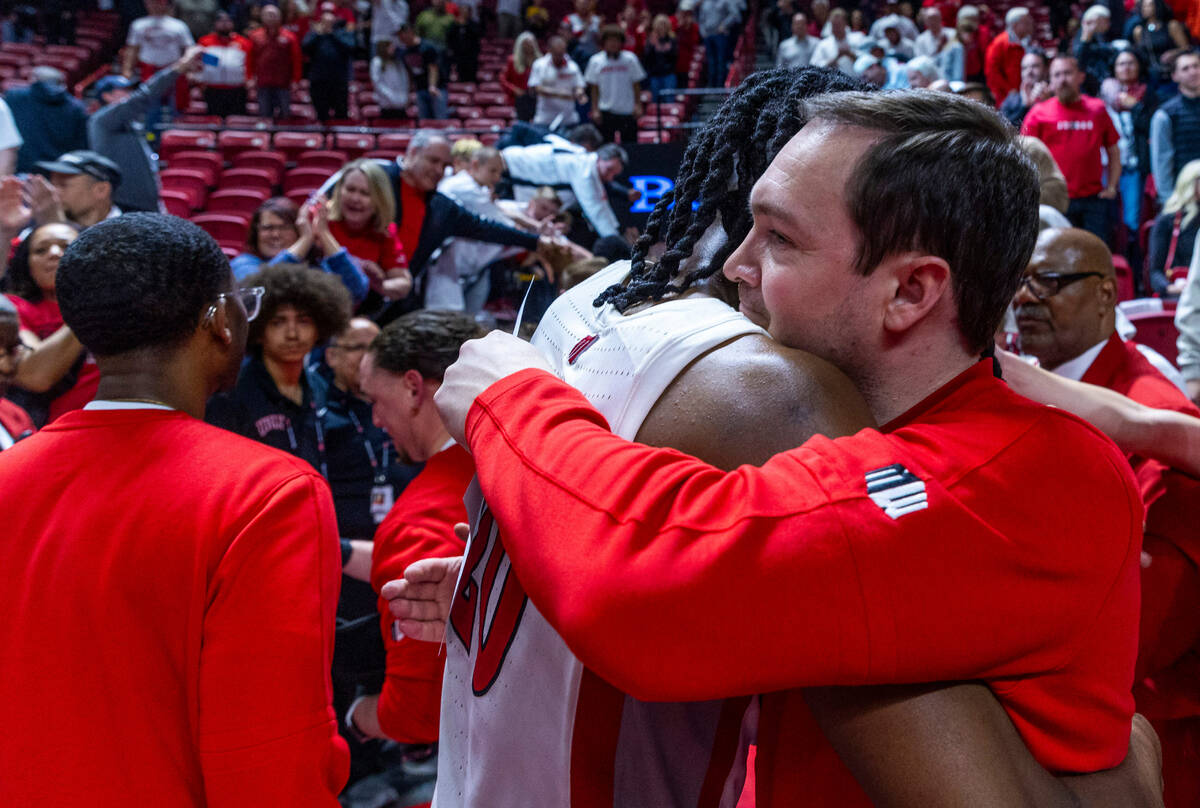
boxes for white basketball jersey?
[436,262,766,807]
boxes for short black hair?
[592,234,631,263]
[6,222,80,302]
[568,123,604,150]
[242,264,352,346]
[57,213,229,357]
[368,310,485,382]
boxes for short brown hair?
[368,310,485,381]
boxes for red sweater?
[248,26,302,87]
[463,361,1142,805]
[985,31,1025,107]
[0,408,348,806]
[371,443,472,742]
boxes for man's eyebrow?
[750,197,805,232]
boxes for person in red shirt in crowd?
[425,89,1147,806]
[923,0,961,28]
[196,10,252,116]
[0,212,348,806]
[325,159,412,302]
[1015,227,1200,808]
[671,0,700,86]
[502,32,542,122]
[0,295,33,446]
[248,3,302,119]
[345,311,481,756]
[1022,54,1121,243]
[985,5,1032,105]
[3,222,97,425]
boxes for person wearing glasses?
[1014,225,1200,808]
[0,213,349,805]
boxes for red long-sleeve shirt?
[0,408,348,806]
[370,443,472,743]
[985,31,1024,107]
[248,26,302,87]
[464,360,1143,804]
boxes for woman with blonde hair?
[1147,158,1200,296]
[643,14,678,99]
[325,158,412,300]
[502,32,542,121]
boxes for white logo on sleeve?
[865,464,928,519]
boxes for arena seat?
[274,131,328,161]
[231,150,286,183]
[484,105,515,119]
[166,151,222,185]
[1113,254,1136,302]
[285,186,320,206]
[159,188,193,217]
[333,134,376,159]
[224,115,271,128]
[296,150,349,172]
[284,166,335,194]
[159,129,217,159]
[159,169,210,209]
[378,133,413,152]
[1129,311,1181,367]
[206,188,271,217]
[218,130,272,159]
[471,118,507,130]
[191,213,250,246]
[364,149,402,162]
[456,106,483,119]
[220,167,276,194]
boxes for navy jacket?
[6,82,88,173]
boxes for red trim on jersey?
[569,669,625,807]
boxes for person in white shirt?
[370,40,410,117]
[371,0,409,52]
[500,141,626,239]
[122,0,194,126]
[914,6,956,58]
[868,3,918,41]
[584,25,646,144]
[529,37,588,128]
[776,12,815,68]
[0,98,23,176]
[497,0,521,39]
[810,8,864,75]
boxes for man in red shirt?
[344,311,481,750]
[1022,54,1120,243]
[0,212,348,805]
[1016,226,1200,807]
[248,3,302,119]
[984,5,1031,105]
[196,10,252,116]
[429,90,1145,805]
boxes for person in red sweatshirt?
[985,6,1032,106]
[248,3,302,119]
[196,10,253,116]
[428,90,1147,806]
[0,212,348,807]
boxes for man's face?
[603,36,622,56]
[50,172,106,221]
[1011,13,1033,40]
[262,5,281,27]
[359,353,425,463]
[214,13,234,33]
[1049,58,1081,102]
[1092,15,1110,34]
[723,122,879,373]
[924,10,942,34]
[884,26,901,45]
[527,195,560,220]
[549,37,567,63]
[1114,51,1139,83]
[147,0,170,15]
[863,62,888,87]
[327,318,379,393]
[0,315,21,396]
[1173,54,1200,94]
[1020,53,1045,84]
[791,13,806,38]
[259,303,318,365]
[469,156,504,189]
[405,140,452,192]
[596,156,623,184]
[830,12,846,36]
[1013,231,1114,370]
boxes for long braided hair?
[594,67,872,311]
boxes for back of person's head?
[567,123,604,150]
[596,142,628,167]
[367,309,485,381]
[1164,158,1200,224]
[329,158,396,232]
[451,137,484,165]
[1082,4,1110,24]
[599,66,871,313]
[798,89,1039,352]
[31,66,65,88]
[57,214,229,357]
[600,23,625,44]
[242,263,352,348]
[408,129,448,156]
[592,234,631,263]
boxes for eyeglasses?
[1017,271,1103,301]
[205,285,265,324]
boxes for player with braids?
[596,66,871,312]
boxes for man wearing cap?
[89,45,203,214]
[196,11,252,117]
[5,66,88,174]
[36,151,123,229]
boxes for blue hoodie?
[5,81,89,174]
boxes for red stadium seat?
[206,188,271,217]
[447,81,477,92]
[166,150,222,185]
[333,134,376,159]
[1113,255,1136,302]
[359,104,381,119]
[474,91,507,105]
[478,133,500,146]
[446,92,472,106]
[378,132,412,152]
[484,105,515,119]
[172,114,223,125]
[296,150,349,172]
[1129,311,1181,367]
[273,131,328,161]
[418,118,459,129]
[159,169,210,209]
[285,186,320,206]
[191,213,250,246]
[218,130,271,159]
[364,149,402,162]
[284,166,335,194]
[476,81,503,93]
[220,167,276,193]
[470,118,506,130]
[159,129,217,159]
[231,150,286,183]
[456,106,483,118]
[160,188,193,217]
[224,115,271,128]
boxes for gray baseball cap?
[36,150,123,188]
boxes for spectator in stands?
[775,13,813,69]
[497,0,520,39]
[1073,5,1115,95]
[36,151,123,228]
[905,54,941,87]
[811,8,864,75]
[174,0,218,39]
[807,0,828,35]
[763,0,795,58]
[914,6,955,60]
[1000,51,1050,128]
[0,97,21,176]
[1022,54,1120,243]
[0,296,34,448]
[6,67,86,175]
[502,32,541,122]
[448,1,482,83]
[1016,134,1072,228]
[414,0,454,47]
[395,23,449,120]
[698,0,737,86]
[347,310,479,749]
[562,0,602,70]
[955,15,986,83]
[878,17,916,61]
[326,159,411,301]
[206,262,351,466]
[3,222,97,425]
[501,139,626,239]
[984,6,1032,107]
[529,35,587,128]
[371,0,409,56]
[449,137,482,174]
[1125,0,1190,71]
[853,53,889,88]
[248,3,303,119]
[196,11,252,117]
[671,0,699,87]
[869,0,919,41]
[0,213,350,808]
[304,2,356,122]
[643,14,679,98]
[1102,49,1155,256]
[1146,159,1200,296]
[371,34,411,118]
[1151,51,1200,204]
[583,24,643,143]
[123,0,194,128]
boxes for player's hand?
[382,548,466,642]
[26,175,63,225]
[1099,187,1118,200]
[435,331,555,443]
[0,175,31,233]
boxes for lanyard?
[285,404,329,480]
[347,407,391,484]
[1165,210,1185,271]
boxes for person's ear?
[403,368,425,407]
[1097,275,1117,312]
[204,297,235,346]
[880,253,953,335]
